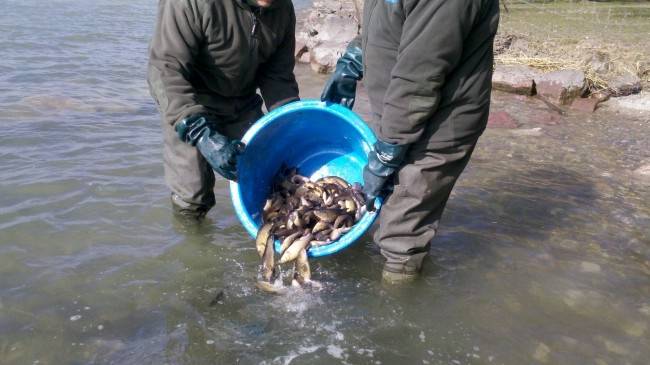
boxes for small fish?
[256,223,273,258]
[313,230,330,242]
[294,248,311,284]
[313,209,340,223]
[355,204,368,222]
[262,199,273,213]
[279,231,302,254]
[300,196,314,208]
[317,176,350,189]
[312,221,330,234]
[330,226,352,241]
[279,234,312,265]
[309,240,330,247]
[280,180,298,193]
[261,236,275,282]
[343,199,356,213]
[291,174,310,185]
[333,214,353,229]
[255,280,287,295]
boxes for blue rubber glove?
[320,38,363,109]
[176,115,245,181]
[363,139,409,211]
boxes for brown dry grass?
[496,2,650,91]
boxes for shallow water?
[1,0,649,364]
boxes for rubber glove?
[320,38,363,109]
[176,115,244,181]
[362,139,409,211]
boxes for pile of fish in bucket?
[255,166,367,293]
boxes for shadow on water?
[329,165,600,281]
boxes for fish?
[333,214,353,229]
[253,168,367,292]
[312,221,330,234]
[279,234,312,265]
[293,248,311,284]
[316,176,350,189]
[255,280,287,295]
[313,209,340,223]
[279,231,302,254]
[256,223,273,258]
[330,226,352,241]
[261,236,275,282]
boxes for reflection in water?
[0,0,649,364]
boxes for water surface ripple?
[1,0,649,364]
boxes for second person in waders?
[321,0,500,283]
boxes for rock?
[535,70,586,105]
[492,65,539,95]
[310,46,339,74]
[532,111,561,125]
[533,343,551,363]
[583,51,611,75]
[487,111,519,128]
[301,1,361,74]
[295,40,310,64]
[570,98,600,113]
[295,41,308,60]
[511,127,543,137]
[607,91,650,113]
[352,0,364,20]
[590,90,611,102]
[608,73,642,97]
[298,51,310,64]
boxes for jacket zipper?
[250,8,259,57]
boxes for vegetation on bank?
[496,1,650,91]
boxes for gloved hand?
[320,38,363,109]
[175,115,244,181]
[362,139,409,211]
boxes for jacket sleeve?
[256,4,300,111]
[378,0,481,145]
[147,0,208,126]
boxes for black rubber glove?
[362,139,409,211]
[320,38,363,109]
[176,115,245,181]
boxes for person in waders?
[148,0,299,219]
[321,0,500,283]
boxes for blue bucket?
[229,99,381,258]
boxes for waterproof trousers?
[370,114,487,274]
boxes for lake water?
[1,0,649,364]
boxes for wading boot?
[171,193,210,221]
[381,269,419,285]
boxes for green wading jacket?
[147,0,299,126]
[362,0,500,145]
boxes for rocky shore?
[295,1,649,115]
